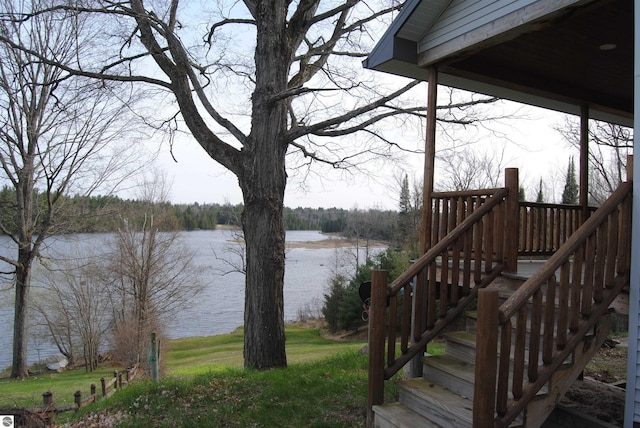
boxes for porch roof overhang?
[363,0,633,127]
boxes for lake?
[0,230,379,369]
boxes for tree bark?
[239,0,289,369]
[12,248,32,378]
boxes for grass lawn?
[0,324,445,427]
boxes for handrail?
[501,181,631,321]
[389,187,508,296]
[369,186,511,407]
[518,201,596,256]
[475,181,632,427]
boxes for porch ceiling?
[365,0,634,126]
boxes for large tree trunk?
[12,248,32,378]
[240,1,289,370]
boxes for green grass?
[0,365,124,409]
[0,326,444,427]
[165,326,368,376]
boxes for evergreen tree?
[518,186,526,202]
[536,178,544,203]
[561,157,579,204]
[396,175,413,248]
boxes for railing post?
[91,383,96,397]
[101,377,106,397]
[504,168,519,273]
[473,288,499,428]
[367,269,388,427]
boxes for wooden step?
[373,402,442,428]
[422,351,550,403]
[398,378,474,428]
[421,354,475,399]
[442,331,477,365]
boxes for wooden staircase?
[366,177,632,428]
[372,277,614,428]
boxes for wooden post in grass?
[42,390,53,408]
[74,391,82,411]
[150,332,160,381]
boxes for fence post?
[42,390,54,426]
[118,371,123,388]
[150,332,160,381]
[42,390,53,408]
[367,269,388,427]
[504,168,519,273]
[91,384,96,397]
[101,377,106,397]
[74,391,82,411]
[473,288,499,428]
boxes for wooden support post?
[113,371,118,390]
[504,168,519,273]
[101,377,107,397]
[580,104,590,223]
[627,154,634,181]
[412,66,438,381]
[367,269,388,427]
[473,288,499,428]
[420,66,438,255]
[91,384,96,397]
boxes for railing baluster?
[581,234,596,316]
[427,262,437,329]
[557,261,570,350]
[463,196,473,295]
[496,321,512,417]
[543,276,556,364]
[528,289,542,382]
[512,307,527,400]
[569,245,584,332]
[605,209,619,288]
[401,283,411,353]
[387,293,397,366]
[593,223,607,303]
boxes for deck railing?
[518,202,596,256]
[474,181,632,427]
[367,169,520,422]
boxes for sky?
[150,102,577,211]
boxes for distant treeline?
[0,187,401,239]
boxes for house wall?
[624,3,640,426]
[416,0,581,65]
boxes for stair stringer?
[520,312,612,428]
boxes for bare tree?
[0,0,142,377]
[557,118,633,205]
[108,188,202,368]
[1,1,505,369]
[436,143,509,191]
[33,254,111,371]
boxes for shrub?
[322,247,411,333]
